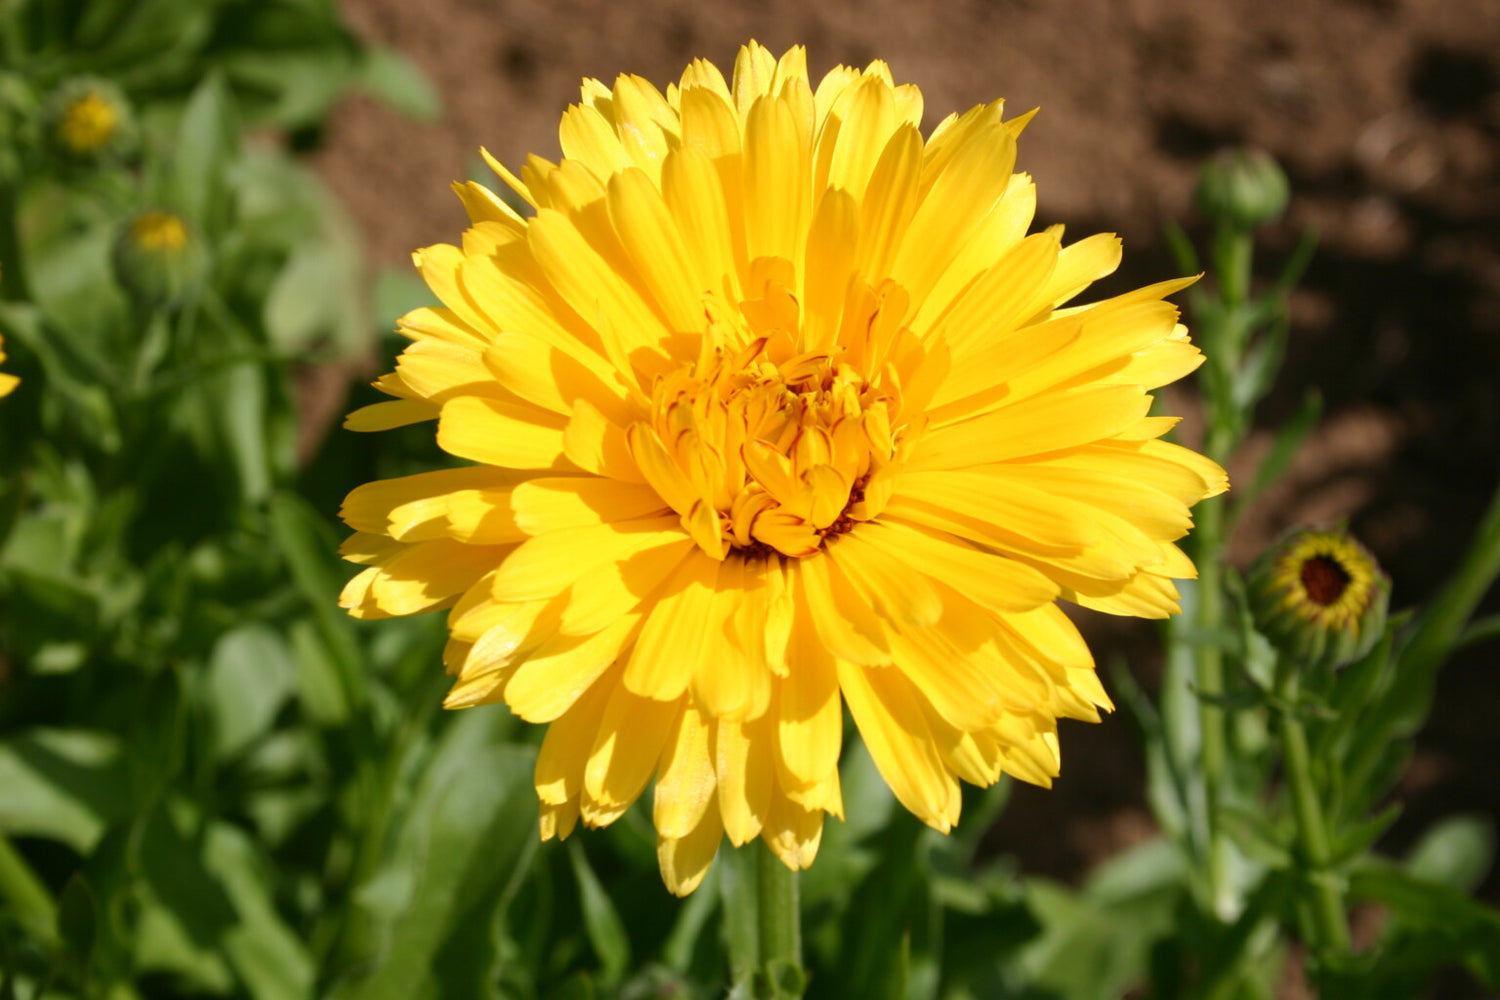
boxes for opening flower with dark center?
[1249,527,1390,672]
[338,41,1228,894]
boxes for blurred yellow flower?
[0,333,16,397]
[127,211,190,251]
[339,42,1226,894]
[44,78,134,162]
[58,91,117,152]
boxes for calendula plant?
[1041,148,1500,1000]
[4,16,1498,1000]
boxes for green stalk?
[721,843,805,998]
[1192,493,1234,920]
[0,834,57,948]
[1275,666,1350,953]
[756,841,803,997]
[1188,224,1255,921]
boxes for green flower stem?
[1275,666,1350,953]
[723,842,805,998]
[1189,224,1257,921]
[0,833,57,948]
[756,840,803,996]
[1192,493,1234,920]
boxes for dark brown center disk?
[1300,554,1351,606]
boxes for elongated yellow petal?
[837,660,960,832]
[437,396,571,470]
[505,614,641,723]
[657,795,723,896]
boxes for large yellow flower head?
[339,42,1227,894]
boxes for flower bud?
[1248,528,1390,672]
[43,77,136,165]
[111,211,207,307]
[1195,148,1290,230]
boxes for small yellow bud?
[43,78,136,164]
[112,211,206,307]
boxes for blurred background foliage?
[2,2,1498,999]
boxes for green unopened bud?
[1248,528,1390,672]
[42,77,136,165]
[112,211,207,307]
[1195,148,1290,230]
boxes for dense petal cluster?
[339,42,1227,894]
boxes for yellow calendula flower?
[339,42,1227,894]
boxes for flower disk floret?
[337,42,1228,895]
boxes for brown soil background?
[315,0,1500,905]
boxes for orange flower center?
[627,337,898,560]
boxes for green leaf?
[567,840,632,989]
[1083,836,1190,907]
[204,820,316,1000]
[329,711,538,1000]
[269,492,364,721]
[262,241,362,356]
[660,867,719,972]
[172,73,238,233]
[207,624,296,760]
[358,47,442,122]
[208,361,272,504]
[1329,803,1402,868]
[55,872,98,965]
[1404,815,1494,894]
[0,729,130,851]
[1231,389,1322,519]
[1020,879,1161,1000]
[1350,864,1500,986]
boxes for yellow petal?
[340,466,513,540]
[857,520,1060,613]
[559,538,696,635]
[715,714,774,845]
[437,395,571,470]
[657,796,723,897]
[761,793,826,872]
[344,399,439,432]
[773,617,842,788]
[536,675,614,806]
[510,477,669,535]
[654,706,717,839]
[582,684,681,826]
[607,167,704,332]
[623,552,722,702]
[909,383,1153,470]
[504,613,641,723]
[837,660,960,832]
[491,516,684,602]
[794,554,891,666]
